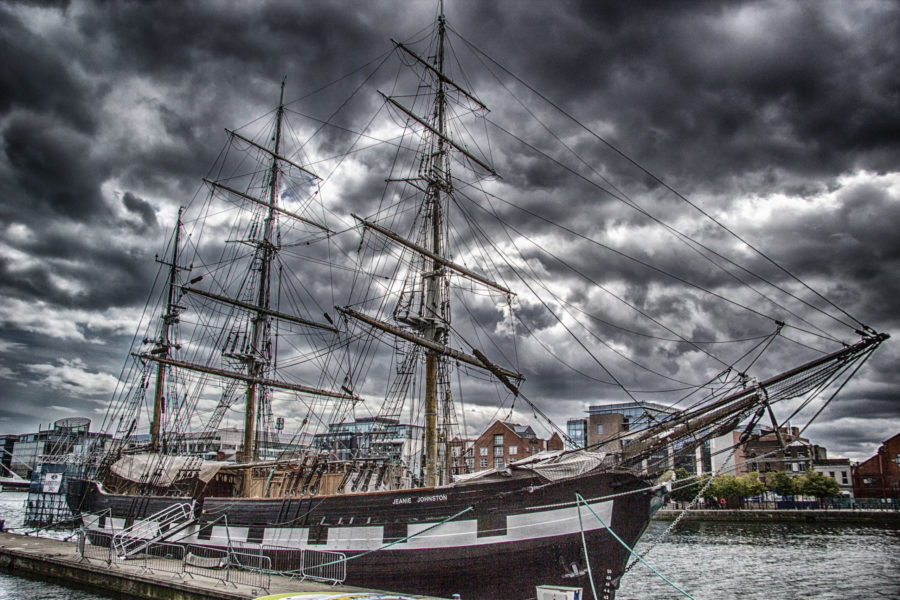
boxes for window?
[451,446,460,457]
[596,424,603,435]
[509,446,518,456]
[494,457,504,469]
[479,447,488,456]
[829,472,835,480]
[480,458,488,468]
[841,472,848,484]
[493,434,504,446]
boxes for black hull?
[68,471,653,600]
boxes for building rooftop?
[586,401,675,415]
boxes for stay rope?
[575,492,695,600]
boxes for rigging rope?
[449,24,869,336]
[575,493,696,599]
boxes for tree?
[709,472,768,508]
[799,470,841,500]
[766,471,798,498]
[740,471,767,499]
[709,474,742,507]
[669,468,709,504]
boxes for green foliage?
[710,474,741,499]
[742,471,767,497]
[766,471,798,497]
[799,470,841,498]
[707,472,767,504]
[669,467,709,503]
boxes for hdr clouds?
[0,0,898,460]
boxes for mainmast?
[422,11,451,488]
[243,80,286,464]
[150,207,184,453]
[342,7,510,486]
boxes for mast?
[150,207,183,453]
[243,80,286,464]
[423,10,450,487]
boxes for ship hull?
[68,470,653,600]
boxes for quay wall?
[0,542,244,600]
[0,531,446,600]
[653,508,900,524]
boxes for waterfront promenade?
[654,507,900,523]
[0,531,446,600]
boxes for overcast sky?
[1,0,898,462]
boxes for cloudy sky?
[1,0,898,462]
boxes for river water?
[1,491,898,599]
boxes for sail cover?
[110,454,228,486]
[450,450,607,485]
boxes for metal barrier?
[81,534,334,591]
[112,548,147,572]
[259,544,303,573]
[78,530,112,565]
[300,548,347,584]
[228,549,271,591]
[143,541,186,578]
[184,544,230,584]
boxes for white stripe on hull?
[85,498,613,553]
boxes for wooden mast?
[150,207,183,453]
[243,80,286,465]
[423,9,449,488]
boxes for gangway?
[112,501,195,558]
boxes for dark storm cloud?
[0,6,97,134]
[0,0,897,461]
[2,114,110,220]
[463,1,899,194]
[121,191,158,231]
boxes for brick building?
[853,432,900,498]
[447,437,475,476]
[743,427,826,478]
[473,421,563,472]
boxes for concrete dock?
[0,531,447,600]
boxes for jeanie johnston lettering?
[392,494,449,505]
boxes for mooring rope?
[575,492,695,599]
[575,499,599,600]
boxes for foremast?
[136,81,353,474]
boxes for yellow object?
[253,594,418,600]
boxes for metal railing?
[112,502,194,558]
[142,541,186,577]
[76,534,285,592]
[77,530,112,564]
[184,544,230,583]
[227,549,271,591]
[300,548,347,584]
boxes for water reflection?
[618,519,900,599]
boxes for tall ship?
[62,7,887,600]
